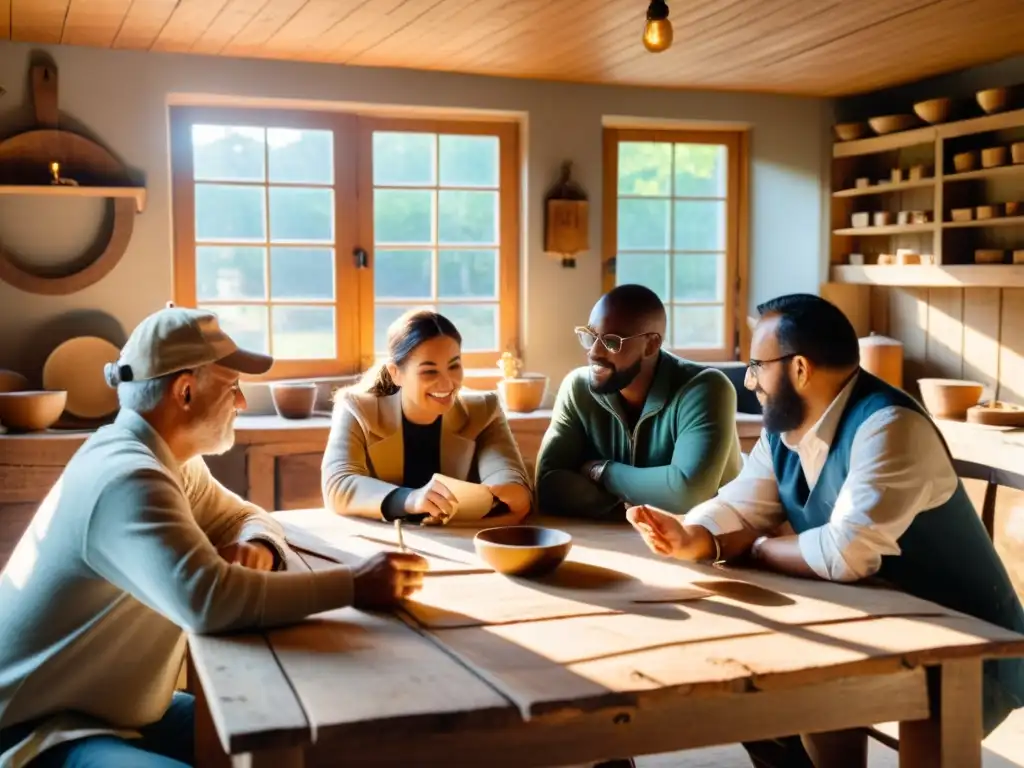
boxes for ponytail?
[366,364,399,397]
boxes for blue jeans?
[7,692,195,768]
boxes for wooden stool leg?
[899,659,982,768]
[190,653,232,768]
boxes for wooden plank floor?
[637,708,1024,766]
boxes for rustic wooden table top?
[190,509,1024,767]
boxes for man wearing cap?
[0,305,427,767]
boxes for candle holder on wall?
[543,161,589,268]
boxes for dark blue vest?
[768,371,1024,732]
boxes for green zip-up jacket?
[535,351,743,519]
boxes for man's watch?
[750,535,770,561]
[589,460,610,485]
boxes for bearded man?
[535,284,742,520]
[627,292,1024,767]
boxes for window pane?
[270,247,334,300]
[195,184,266,242]
[272,306,335,360]
[192,125,264,182]
[674,200,726,251]
[269,187,333,242]
[616,252,669,301]
[617,199,670,250]
[673,253,724,302]
[618,142,671,196]
[375,250,433,299]
[196,246,265,301]
[438,190,498,245]
[375,304,421,354]
[374,189,434,245]
[373,132,435,186]
[674,143,727,198]
[438,249,497,299]
[200,304,269,354]
[439,304,498,351]
[268,128,333,184]
[672,305,723,349]
[439,135,499,187]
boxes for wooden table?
[188,509,1024,768]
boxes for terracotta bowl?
[977,87,1009,115]
[498,375,548,413]
[833,122,867,141]
[270,382,317,419]
[913,98,952,124]
[474,526,572,578]
[0,390,67,431]
[0,370,28,393]
[868,114,917,135]
[917,378,984,420]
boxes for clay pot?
[498,375,548,413]
[270,383,317,419]
[474,526,572,578]
[859,334,904,389]
[917,379,984,420]
[0,370,29,393]
[0,390,67,431]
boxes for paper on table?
[432,473,495,524]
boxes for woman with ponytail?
[321,309,532,524]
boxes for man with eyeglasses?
[535,283,743,520]
[627,293,1024,767]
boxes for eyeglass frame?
[574,326,661,354]
[746,353,798,379]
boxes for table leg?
[898,659,982,768]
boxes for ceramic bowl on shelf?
[0,390,67,431]
[868,114,917,135]
[953,151,978,173]
[473,526,572,578]
[918,379,984,420]
[976,87,1009,114]
[833,122,867,141]
[913,98,952,124]
[269,382,318,419]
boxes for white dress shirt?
[685,374,959,582]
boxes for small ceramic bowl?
[0,390,67,431]
[270,382,317,419]
[474,526,572,578]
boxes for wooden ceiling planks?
[11,0,69,44]
[61,0,133,48]
[9,0,1024,96]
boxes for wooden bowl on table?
[0,390,67,431]
[913,98,952,124]
[474,526,572,578]
[917,379,984,420]
[270,382,317,419]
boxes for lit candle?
[50,161,60,183]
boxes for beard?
[760,373,806,434]
[589,357,643,395]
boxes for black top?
[381,415,443,522]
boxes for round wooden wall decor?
[0,64,143,296]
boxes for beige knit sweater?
[0,410,354,766]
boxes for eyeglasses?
[746,353,797,378]
[575,327,659,354]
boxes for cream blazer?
[321,390,531,519]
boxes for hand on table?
[353,551,429,608]
[405,477,457,524]
[218,541,277,571]
[626,505,689,558]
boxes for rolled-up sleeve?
[796,407,959,582]
[684,431,786,533]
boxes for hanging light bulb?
[642,0,673,53]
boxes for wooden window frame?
[602,127,750,362]
[170,106,520,380]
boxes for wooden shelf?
[0,185,146,212]
[833,108,1024,159]
[943,215,1024,229]
[832,179,935,198]
[831,264,1024,287]
[833,223,936,236]
[944,164,1024,183]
